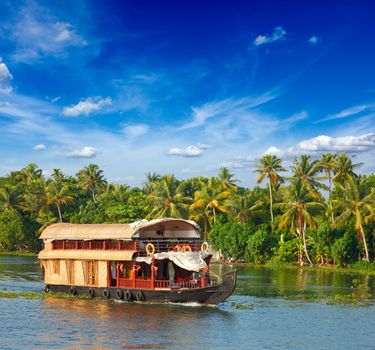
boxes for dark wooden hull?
[45,270,237,305]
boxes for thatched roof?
[38,249,137,261]
[39,218,200,240]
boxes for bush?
[245,224,275,263]
[271,235,299,263]
[209,221,255,259]
[332,231,359,267]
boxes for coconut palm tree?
[143,172,161,194]
[148,175,190,218]
[333,176,375,262]
[290,155,327,196]
[318,153,338,223]
[15,163,43,183]
[77,164,107,203]
[276,179,325,266]
[0,184,21,210]
[218,167,238,192]
[190,177,230,237]
[45,182,74,222]
[333,152,362,185]
[254,155,286,223]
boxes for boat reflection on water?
[40,297,234,349]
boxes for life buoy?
[103,289,110,298]
[173,244,182,252]
[145,243,155,256]
[69,287,76,295]
[124,289,132,301]
[136,290,144,301]
[116,289,123,300]
[182,245,192,252]
[88,288,95,298]
[201,242,209,252]
[44,285,50,293]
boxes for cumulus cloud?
[319,104,375,122]
[264,146,283,157]
[0,58,13,95]
[291,133,375,153]
[308,36,320,45]
[253,26,286,47]
[219,156,255,169]
[65,146,97,158]
[62,97,112,117]
[123,124,149,138]
[167,144,211,157]
[33,144,46,151]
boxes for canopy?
[136,251,211,272]
[40,218,200,241]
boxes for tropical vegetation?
[0,152,374,268]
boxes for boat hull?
[44,270,237,305]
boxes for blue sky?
[0,0,375,186]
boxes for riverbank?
[0,251,37,257]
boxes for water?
[1,255,375,349]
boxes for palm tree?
[255,155,286,223]
[0,184,21,211]
[143,172,161,194]
[148,175,190,218]
[276,179,325,266]
[15,163,43,183]
[77,164,107,203]
[190,177,230,238]
[290,155,327,196]
[333,176,375,262]
[333,152,362,185]
[218,167,238,192]
[318,153,338,223]
[46,182,74,222]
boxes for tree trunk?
[92,190,96,203]
[56,203,63,223]
[268,178,274,223]
[300,217,313,266]
[359,223,370,262]
[213,207,216,224]
[328,171,334,224]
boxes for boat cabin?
[38,219,215,298]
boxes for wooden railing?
[154,276,218,290]
[52,239,202,254]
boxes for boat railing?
[155,275,218,289]
[51,239,201,254]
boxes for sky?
[0,0,375,187]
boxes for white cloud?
[5,4,87,63]
[308,36,320,45]
[179,93,276,130]
[65,146,97,158]
[123,124,149,138]
[219,156,255,170]
[33,144,46,151]
[319,104,375,122]
[167,144,211,157]
[264,146,283,156]
[0,58,13,95]
[291,133,375,153]
[253,26,286,47]
[62,97,112,117]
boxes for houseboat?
[38,218,237,305]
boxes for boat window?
[84,260,98,286]
[52,260,60,275]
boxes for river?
[0,255,374,349]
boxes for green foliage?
[245,224,275,263]
[0,210,26,251]
[332,231,359,267]
[209,221,255,259]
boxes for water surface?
[1,255,374,349]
